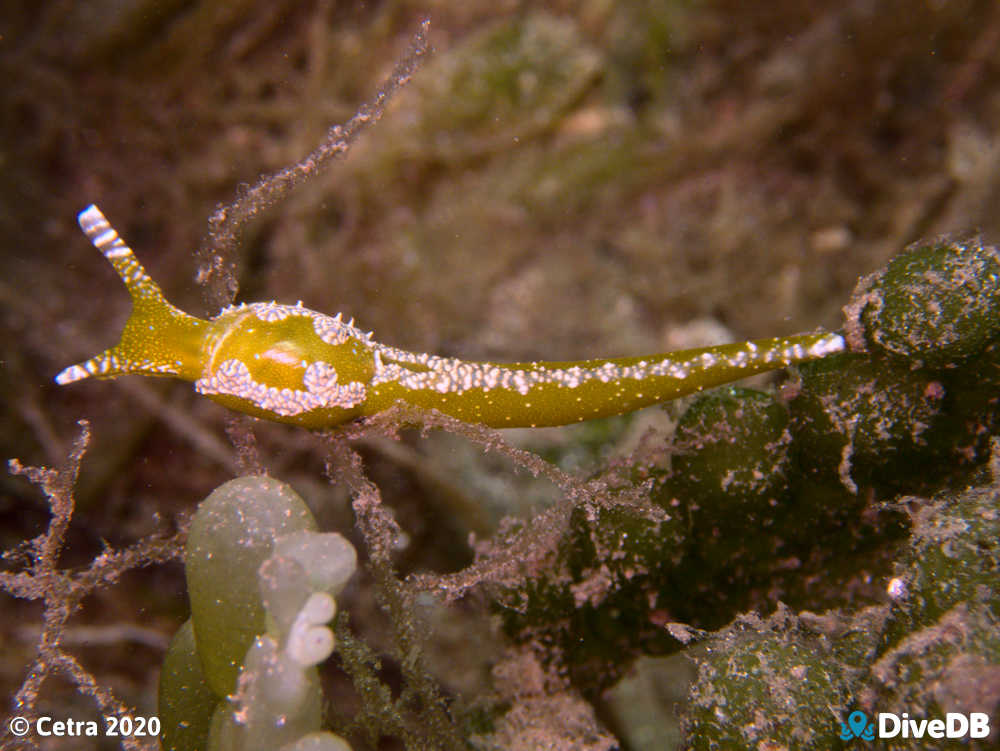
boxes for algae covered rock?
[943,339,1000,463]
[880,481,1000,650]
[671,387,793,567]
[868,603,1000,751]
[852,237,1000,367]
[790,353,947,492]
[682,610,855,750]
[864,465,1000,746]
[895,484,1000,628]
[678,464,1000,751]
[501,499,690,691]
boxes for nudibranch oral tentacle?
[56,206,209,386]
[56,205,846,429]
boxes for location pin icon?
[848,711,868,738]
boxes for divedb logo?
[839,710,991,742]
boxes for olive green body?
[57,205,845,429]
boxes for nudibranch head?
[56,205,376,428]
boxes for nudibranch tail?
[362,331,846,428]
[55,205,209,386]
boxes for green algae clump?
[672,387,793,532]
[162,476,357,751]
[884,482,1000,638]
[185,476,319,697]
[683,611,854,750]
[854,237,1000,368]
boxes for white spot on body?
[311,310,373,347]
[253,302,293,322]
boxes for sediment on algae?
[678,468,1000,750]
[494,236,1000,743]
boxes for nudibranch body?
[57,205,846,429]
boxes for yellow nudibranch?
[57,205,846,429]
